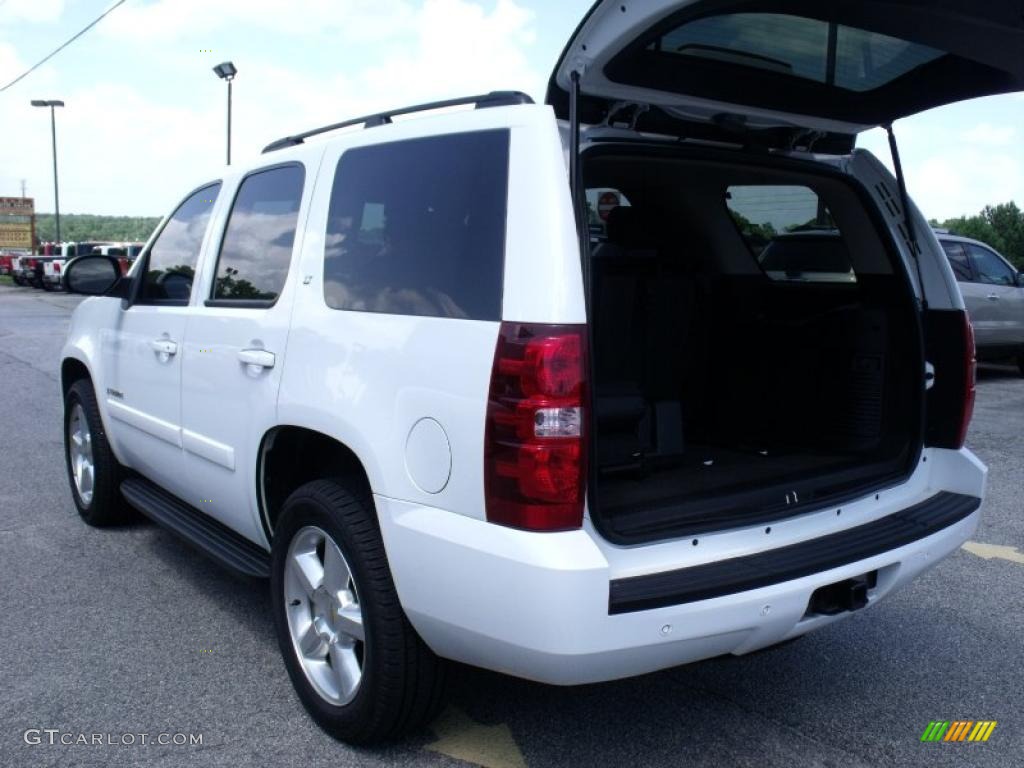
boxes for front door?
[102,182,223,497]
[180,160,313,546]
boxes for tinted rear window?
[652,13,943,92]
[727,185,855,282]
[323,130,509,320]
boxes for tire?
[64,379,133,526]
[1017,353,1024,377]
[271,479,446,744]
[42,280,54,292]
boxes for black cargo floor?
[600,444,852,513]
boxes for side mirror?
[63,255,126,297]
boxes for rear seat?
[591,207,689,470]
[591,207,653,470]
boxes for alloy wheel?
[67,403,95,506]
[283,525,365,705]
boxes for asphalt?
[0,284,1021,768]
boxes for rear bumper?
[378,447,985,685]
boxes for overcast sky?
[1,0,1021,221]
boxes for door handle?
[986,293,1000,301]
[238,348,276,369]
[150,339,178,358]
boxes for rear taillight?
[53,262,61,273]
[484,323,587,531]
[955,313,977,449]
[924,309,976,450]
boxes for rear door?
[549,1,1024,140]
[101,182,222,497]
[179,159,315,546]
[940,240,996,346]
[964,242,1024,346]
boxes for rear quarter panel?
[277,104,581,522]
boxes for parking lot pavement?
[0,283,1021,768]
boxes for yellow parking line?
[962,541,1024,565]
[425,707,527,768]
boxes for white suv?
[60,1,1016,744]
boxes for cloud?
[99,0,419,43]
[910,150,1022,220]
[963,123,1016,146]
[1,0,542,215]
[0,0,65,25]
[0,42,26,82]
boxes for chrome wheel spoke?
[335,597,364,642]
[298,621,326,659]
[80,462,94,496]
[323,540,350,594]
[329,644,361,700]
[292,551,324,597]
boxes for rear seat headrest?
[605,206,656,249]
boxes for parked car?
[756,229,857,284]
[937,232,1024,374]
[60,0,1012,745]
[0,252,16,276]
[14,255,44,288]
[99,242,145,276]
[10,255,25,285]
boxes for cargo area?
[585,148,923,543]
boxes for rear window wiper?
[672,44,795,75]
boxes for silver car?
[938,233,1024,375]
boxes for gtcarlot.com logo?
[920,720,997,743]
[24,729,203,747]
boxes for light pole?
[212,62,237,165]
[31,99,64,243]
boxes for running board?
[121,478,270,578]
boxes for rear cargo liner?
[608,491,979,614]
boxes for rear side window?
[323,130,509,320]
[140,182,221,303]
[726,185,854,283]
[940,241,973,282]
[211,164,305,303]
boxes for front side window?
[940,241,973,282]
[211,164,305,303]
[140,183,221,303]
[726,185,854,283]
[966,243,1015,286]
[323,130,509,320]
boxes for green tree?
[34,213,160,244]
[983,202,1024,267]
[940,201,1024,269]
